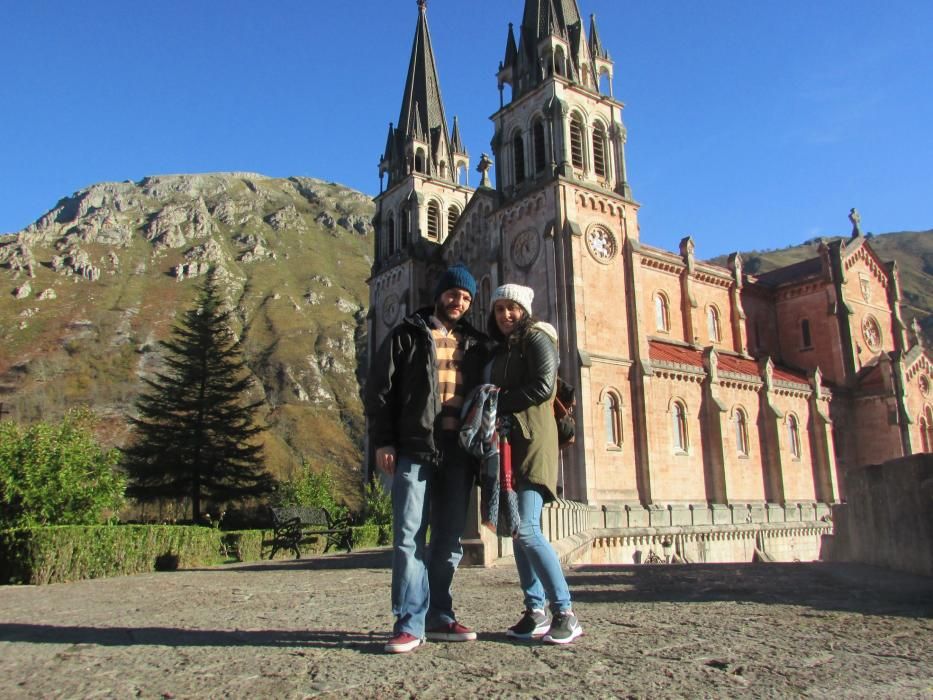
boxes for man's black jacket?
[365,307,490,465]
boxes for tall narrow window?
[801,319,812,348]
[387,217,396,254]
[414,150,426,174]
[673,401,688,453]
[570,115,585,170]
[593,123,608,178]
[604,392,622,447]
[707,305,722,343]
[427,201,440,239]
[788,415,801,459]
[447,206,460,236]
[734,408,749,456]
[533,121,547,173]
[513,134,526,185]
[922,406,933,453]
[401,206,411,248]
[655,293,670,332]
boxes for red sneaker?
[384,632,424,654]
[425,621,478,642]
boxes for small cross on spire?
[418,0,427,11]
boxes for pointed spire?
[589,13,608,59]
[397,0,450,151]
[503,22,518,69]
[450,116,466,155]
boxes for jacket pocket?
[513,413,532,440]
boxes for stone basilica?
[367,0,932,525]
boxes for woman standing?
[488,284,582,645]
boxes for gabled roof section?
[648,340,814,388]
[755,257,824,288]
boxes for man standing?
[366,263,488,654]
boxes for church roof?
[648,340,812,387]
[754,257,823,287]
[397,1,450,147]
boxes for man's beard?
[435,302,464,326]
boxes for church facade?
[367,0,932,514]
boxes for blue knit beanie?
[433,263,477,300]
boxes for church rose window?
[920,374,931,397]
[585,226,616,263]
[862,315,882,351]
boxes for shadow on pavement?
[0,624,389,653]
[188,548,393,574]
[566,562,933,619]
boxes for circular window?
[510,229,540,268]
[382,293,401,327]
[585,226,617,263]
[920,374,931,397]
[861,316,882,351]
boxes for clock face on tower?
[585,226,617,263]
[510,229,540,268]
[382,293,401,326]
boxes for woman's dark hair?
[487,309,539,343]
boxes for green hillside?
[0,174,375,507]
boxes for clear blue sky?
[2,1,930,258]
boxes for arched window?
[513,133,526,185]
[426,201,440,240]
[672,401,689,453]
[533,120,547,173]
[707,305,722,343]
[387,216,396,254]
[593,122,608,179]
[788,414,801,459]
[604,392,622,447]
[414,150,426,174]
[401,206,411,248]
[801,319,812,348]
[570,115,585,170]
[555,47,567,77]
[734,408,749,456]
[921,406,933,453]
[655,293,670,332]
[447,206,460,236]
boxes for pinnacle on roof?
[451,116,466,155]
[502,22,518,70]
[589,13,608,60]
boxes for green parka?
[490,321,559,501]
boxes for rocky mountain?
[708,229,933,348]
[0,174,374,507]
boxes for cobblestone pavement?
[0,550,931,699]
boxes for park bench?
[268,506,353,559]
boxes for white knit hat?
[490,284,534,316]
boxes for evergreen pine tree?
[124,269,272,521]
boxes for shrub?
[0,409,126,529]
[0,525,265,585]
[362,478,392,545]
[273,461,349,522]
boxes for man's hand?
[375,446,397,475]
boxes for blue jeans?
[390,449,473,637]
[513,485,572,614]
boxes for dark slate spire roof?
[397,1,449,150]
[380,1,456,187]
[450,116,466,155]
[522,0,582,41]
[503,22,518,70]
[589,13,608,59]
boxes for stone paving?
[0,549,931,699]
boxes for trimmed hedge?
[0,524,386,585]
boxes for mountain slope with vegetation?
[0,174,375,507]
[708,229,933,347]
